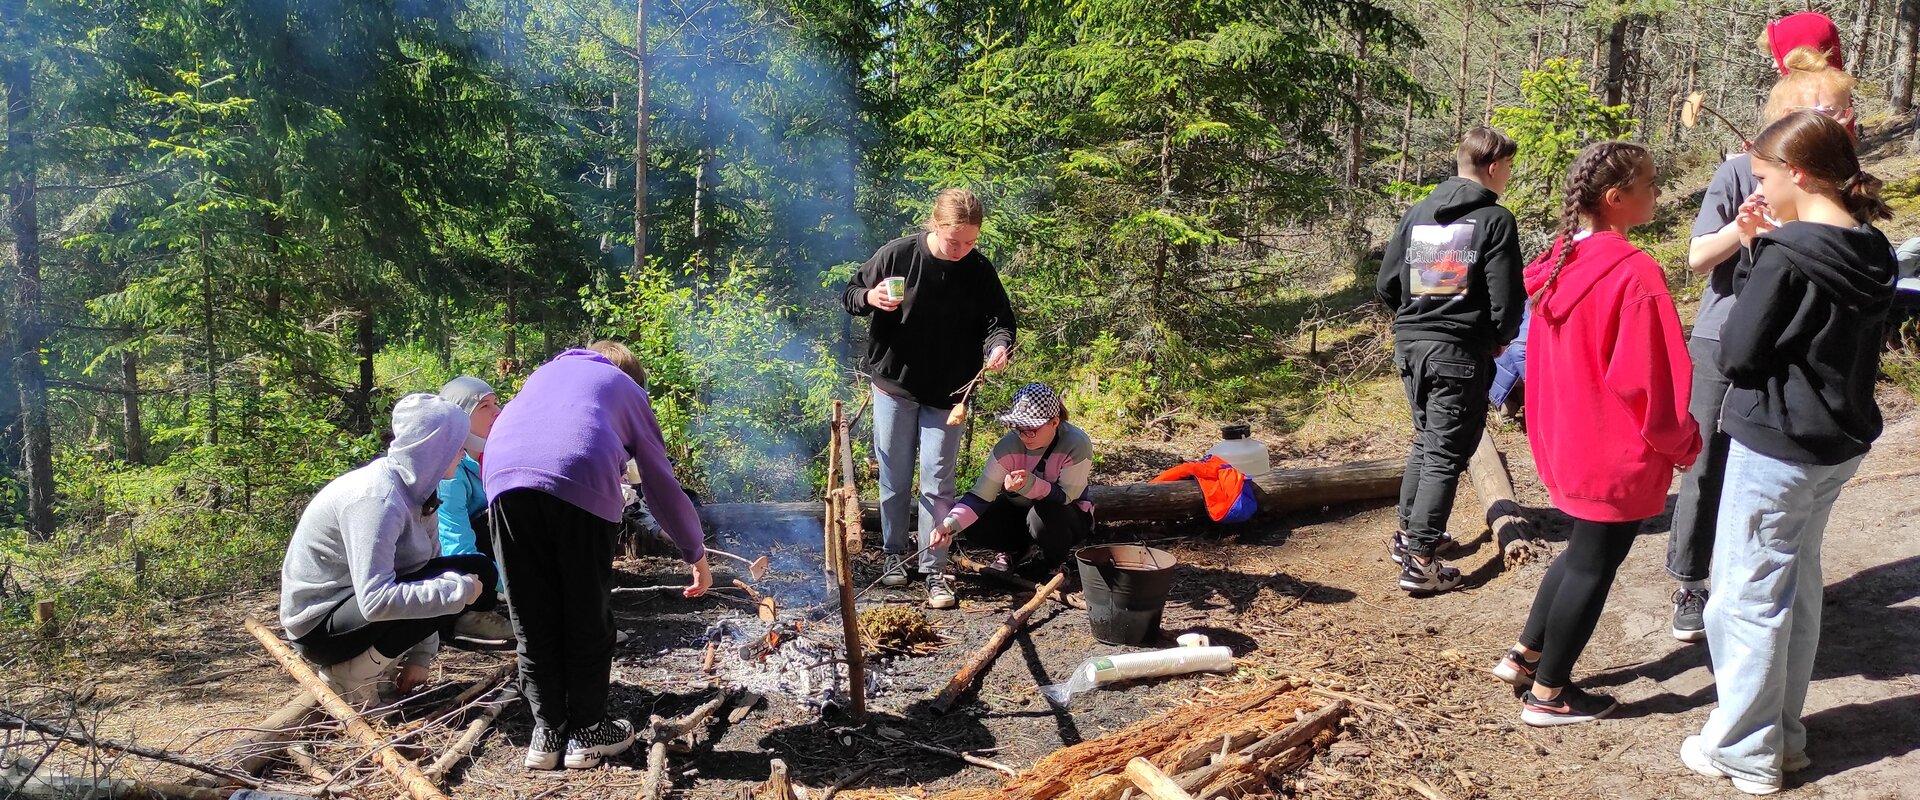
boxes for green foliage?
[1491,58,1639,222]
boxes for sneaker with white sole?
[1398,555,1463,594]
[454,610,516,643]
[1783,751,1811,774]
[1491,647,1539,688]
[880,554,911,587]
[925,573,957,609]
[1520,685,1617,727]
[1681,735,1781,795]
[1671,587,1708,643]
[1390,530,1457,565]
[563,719,636,769]
[524,725,565,770]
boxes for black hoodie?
[843,234,1017,408]
[1718,221,1896,466]
[1375,177,1526,351]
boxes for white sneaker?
[925,573,957,610]
[454,610,516,643]
[564,719,636,769]
[524,726,564,770]
[1681,735,1781,795]
[1784,751,1811,773]
[316,647,397,707]
[880,555,910,587]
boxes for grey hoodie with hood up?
[280,394,475,640]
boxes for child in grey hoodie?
[279,393,500,704]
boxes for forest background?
[3,0,1916,637]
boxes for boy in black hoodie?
[1376,126,1527,595]
[1683,112,1895,794]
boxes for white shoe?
[1681,736,1781,795]
[1784,751,1812,774]
[316,647,397,707]
[454,610,516,643]
[880,555,910,587]
[564,719,636,769]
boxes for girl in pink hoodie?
[1489,141,1703,727]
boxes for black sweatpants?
[1518,517,1643,689]
[492,489,618,734]
[291,553,498,666]
[1394,339,1494,557]
[961,497,1090,571]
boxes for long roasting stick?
[245,618,449,800]
[931,570,1070,713]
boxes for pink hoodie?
[1523,232,1702,523]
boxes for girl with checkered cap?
[926,383,1095,593]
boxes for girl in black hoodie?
[1681,112,1896,795]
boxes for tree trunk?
[1851,0,1879,73]
[1603,15,1632,106]
[2,0,54,537]
[1344,31,1365,193]
[352,302,376,435]
[121,349,145,465]
[1896,1,1919,113]
[1455,0,1472,138]
[633,0,650,273]
[1396,93,1415,184]
[693,95,713,266]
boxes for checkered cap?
[997,383,1062,429]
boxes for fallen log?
[1124,758,1196,800]
[244,618,449,800]
[951,553,1087,610]
[697,459,1404,532]
[639,688,739,800]
[1466,430,1545,565]
[3,757,252,800]
[931,571,1070,714]
[1172,699,1348,793]
[232,691,321,777]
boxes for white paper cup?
[1177,632,1210,648]
[884,276,906,302]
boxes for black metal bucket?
[1075,544,1177,645]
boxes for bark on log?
[4,758,240,800]
[244,618,449,800]
[1172,699,1348,793]
[1466,430,1543,564]
[951,553,1087,609]
[931,572,1070,713]
[699,459,1403,532]
[233,692,321,777]
[638,688,738,800]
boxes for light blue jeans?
[1696,439,1862,786]
[872,385,961,572]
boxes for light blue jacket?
[436,455,486,557]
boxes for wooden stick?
[1172,699,1348,793]
[1467,430,1543,564]
[766,758,794,800]
[931,571,1070,713]
[639,689,739,800]
[835,403,863,554]
[819,763,877,800]
[727,692,763,725]
[822,422,869,723]
[4,757,238,800]
[232,691,322,777]
[0,712,263,788]
[950,553,1087,609]
[874,733,1018,777]
[424,687,518,783]
[1125,758,1196,800]
[245,618,449,800]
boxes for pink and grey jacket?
[939,423,1095,533]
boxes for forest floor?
[8,390,1918,800]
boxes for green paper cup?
[883,276,906,302]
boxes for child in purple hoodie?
[483,341,710,770]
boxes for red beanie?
[1767,12,1844,75]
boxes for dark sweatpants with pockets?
[291,554,498,666]
[492,489,618,735]
[1395,339,1494,558]
[961,497,1091,572]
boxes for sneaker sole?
[1682,737,1782,795]
[1491,662,1534,687]
[1520,702,1616,727]
[525,752,560,770]
[1671,626,1707,643]
[1398,579,1463,593]
[926,598,957,609]
[564,738,635,769]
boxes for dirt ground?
[8,390,1918,799]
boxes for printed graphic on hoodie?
[1408,222,1478,297]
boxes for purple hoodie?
[482,349,706,564]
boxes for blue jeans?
[1696,440,1862,786]
[872,386,961,572]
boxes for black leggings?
[1518,517,1643,689]
[492,489,619,734]
[961,498,1091,571]
[291,553,498,666]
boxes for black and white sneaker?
[1520,686,1617,727]
[1398,555,1463,594]
[1491,647,1539,688]
[1389,530,1457,565]
[524,725,565,770]
[880,554,910,587]
[1671,588,1708,643]
[563,719,636,769]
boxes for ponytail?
[1752,111,1889,223]
[1843,171,1893,223]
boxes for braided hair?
[1535,141,1654,302]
